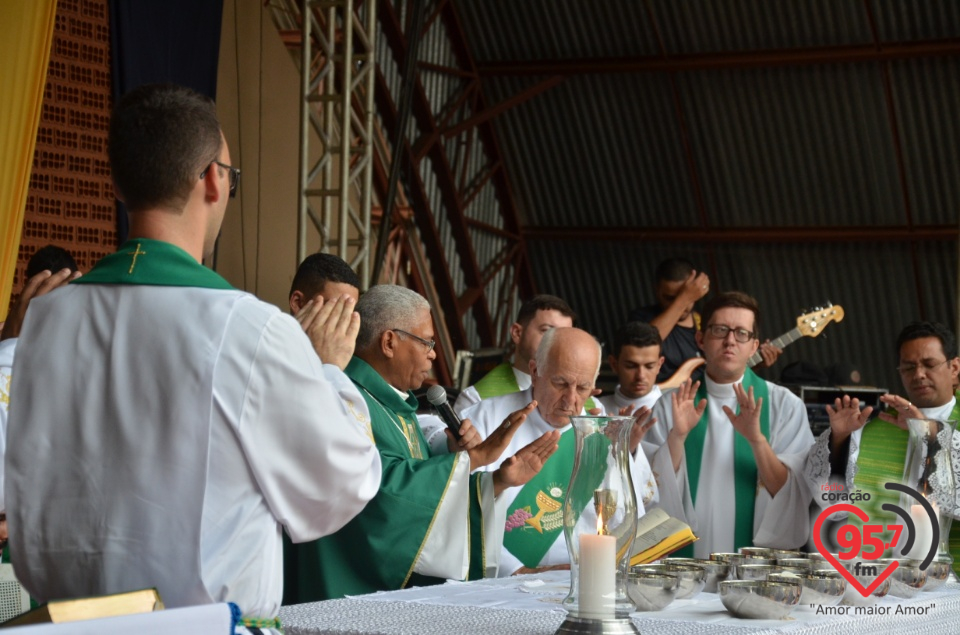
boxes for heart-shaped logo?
[812,503,899,597]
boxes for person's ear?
[289,290,305,315]
[202,162,226,203]
[510,322,523,346]
[695,330,704,351]
[382,330,398,359]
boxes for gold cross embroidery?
[128,242,147,274]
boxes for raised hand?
[681,270,710,303]
[467,401,537,471]
[493,428,561,496]
[722,383,764,444]
[826,395,873,443]
[297,294,360,370]
[670,379,707,440]
[2,268,80,341]
[628,406,657,454]
[877,394,920,431]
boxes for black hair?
[109,83,222,213]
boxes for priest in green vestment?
[644,292,815,557]
[284,285,561,602]
[804,321,960,562]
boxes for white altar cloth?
[280,570,960,635]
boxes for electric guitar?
[656,304,845,390]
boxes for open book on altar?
[629,507,697,565]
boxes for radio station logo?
[812,482,940,597]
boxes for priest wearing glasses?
[285,284,560,601]
[643,291,815,557]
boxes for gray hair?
[534,327,602,381]
[355,285,431,350]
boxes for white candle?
[905,504,935,560]
[578,533,615,619]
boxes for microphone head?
[426,384,448,406]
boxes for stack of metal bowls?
[769,570,846,607]
[923,555,953,592]
[663,558,730,593]
[631,562,706,599]
[626,569,680,612]
[875,559,927,598]
[837,559,893,606]
[718,579,803,619]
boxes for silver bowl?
[770,570,845,606]
[776,557,813,570]
[876,559,927,598]
[632,563,706,599]
[626,570,679,611]
[736,563,779,581]
[710,552,742,563]
[664,558,730,593]
[740,547,774,558]
[840,571,891,607]
[923,555,953,592]
[719,579,802,619]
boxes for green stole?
[850,395,960,561]
[473,362,597,410]
[678,369,770,556]
[283,357,485,603]
[502,425,607,568]
[72,239,233,289]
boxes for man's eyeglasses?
[896,359,950,376]
[393,329,436,352]
[705,324,755,343]
[200,160,241,198]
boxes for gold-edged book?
[630,507,698,565]
[0,588,164,627]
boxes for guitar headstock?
[795,304,844,338]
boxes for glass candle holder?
[899,418,955,568]
[561,415,638,620]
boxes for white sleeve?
[453,386,480,415]
[414,459,508,579]
[229,314,382,543]
[418,413,451,456]
[752,389,816,548]
[0,338,15,513]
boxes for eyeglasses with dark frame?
[896,359,950,376]
[200,160,241,198]
[705,324,755,343]
[392,328,436,352]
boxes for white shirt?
[6,284,381,618]
[598,385,662,418]
[644,374,814,557]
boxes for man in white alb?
[4,83,381,628]
[599,321,664,421]
[644,291,814,558]
[464,327,654,575]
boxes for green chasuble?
[283,357,487,602]
[847,395,960,562]
[677,369,771,557]
[72,238,234,289]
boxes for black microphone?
[426,385,462,438]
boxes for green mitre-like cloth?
[283,357,486,602]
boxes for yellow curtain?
[0,0,57,320]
